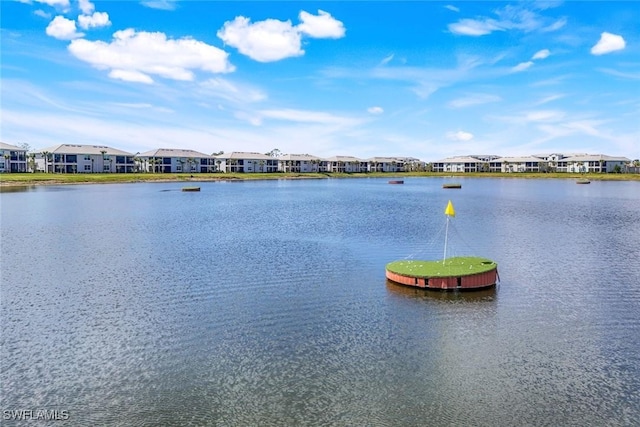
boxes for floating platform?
[443,183,462,189]
[386,256,498,291]
[388,180,404,184]
[182,186,201,192]
[576,179,590,184]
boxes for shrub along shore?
[1,171,639,188]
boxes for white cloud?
[217,17,302,63]
[532,49,550,60]
[140,0,178,11]
[367,106,384,114]
[34,0,69,8]
[109,69,154,84]
[533,94,565,106]
[448,93,501,108]
[448,3,563,36]
[446,130,474,141]
[379,54,394,66]
[597,68,640,80]
[78,11,110,29]
[68,29,235,83]
[218,10,345,62]
[34,9,51,18]
[298,10,345,38]
[591,32,626,55]
[542,17,567,32]
[78,0,94,14]
[45,16,83,40]
[449,18,502,36]
[259,108,362,126]
[445,5,460,12]
[525,110,565,122]
[512,61,534,72]
[199,78,267,104]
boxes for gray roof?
[0,142,26,151]
[498,156,545,163]
[562,154,630,162]
[367,157,402,163]
[139,148,211,158]
[324,155,364,162]
[279,154,322,161]
[34,144,134,156]
[215,152,274,160]
[433,156,487,163]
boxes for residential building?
[431,156,488,173]
[324,156,363,173]
[278,154,325,172]
[499,156,544,173]
[214,152,278,173]
[138,148,214,173]
[33,144,135,173]
[0,142,27,173]
[367,157,404,173]
[561,154,631,173]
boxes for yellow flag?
[444,200,455,217]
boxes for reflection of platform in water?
[386,279,497,302]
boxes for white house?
[324,156,364,173]
[561,154,631,173]
[33,144,135,173]
[214,152,278,173]
[138,148,214,173]
[277,154,325,173]
[498,156,544,173]
[431,156,488,173]
[366,157,405,172]
[0,142,27,173]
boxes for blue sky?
[1,1,638,160]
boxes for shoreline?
[1,171,639,189]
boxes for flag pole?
[443,200,455,264]
[443,215,449,264]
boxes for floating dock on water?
[388,180,404,184]
[386,256,498,290]
[182,186,201,192]
[385,200,498,291]
[443,183,462,189]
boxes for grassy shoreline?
[1,171,639,188]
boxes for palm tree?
[41,151,51,173]
[27,153,36,173]
[3,153,10,172]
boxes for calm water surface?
[1,177,639,426]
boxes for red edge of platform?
[386,268,498,291]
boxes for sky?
[1,0,639,160]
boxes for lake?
[1,177,639,426]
